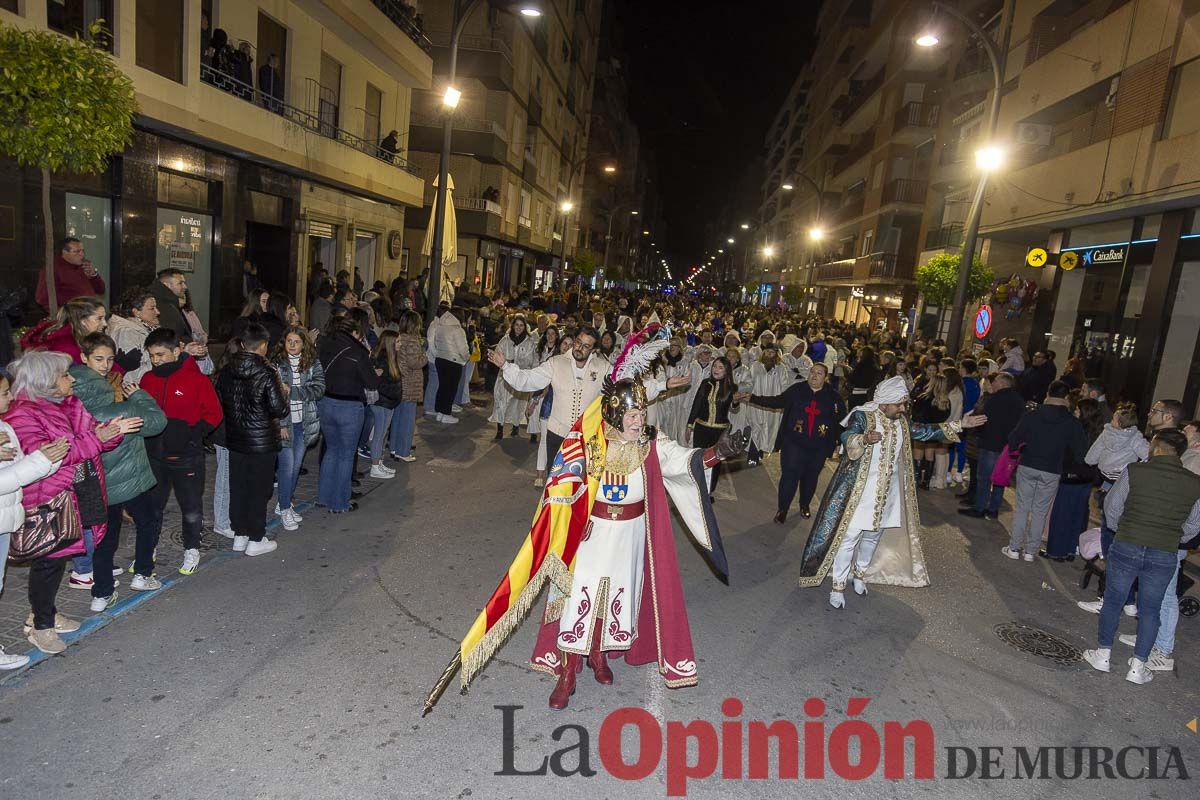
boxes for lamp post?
[427,2,542,315]
[602,202,632,280]
[916,0,1006,348]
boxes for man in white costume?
[797,376,986,608]
[746,344,794,464]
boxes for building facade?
[0,0,431,335]
[403,0,602,297]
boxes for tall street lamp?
[427,1,543,315]
[916,0,1007,348]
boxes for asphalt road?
[1,408,1198,800]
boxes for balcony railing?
[455,197,502,215]
[832,134,873,175]
[893,101,940,134]
[882,178,927,205]
[370,0,433,54]
[867,252,898,278]
[924,223,964,250]
[816,260,855,282]
[831,195,866,225]
[841,68,885,120]
[424,30,514,64]
[199,64,420,176]
[410,112,504,138]
[518,215,533,229]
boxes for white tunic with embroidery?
[847,414,906,533]
[557,468,648,654]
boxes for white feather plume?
[612,336,670,383]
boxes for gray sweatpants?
[1009,465,1060,554]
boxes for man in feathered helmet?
[426,325,748,714]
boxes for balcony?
[408,196,503,239]
[815,260,856,284]
[518,215,533,229]
[425,31,514,92]
[837,69,885,133]
[924,223,964,251]
[881,178,927,206]
[370,0,433,54]
[409,112,509,164]
[832,134,874,177]
[830,194,866,226]
[867,252,898,279]
[892,102,940,144]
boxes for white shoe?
[279,509,300,530]
[275,505,304,523]
[533,477,545,487]
[395,454,417,463]
[130,574,162,592]
[852,578,867,596]
[213,527,236,540]
[1123,603,1138,618]
[179,548,200,575]
[244,538,278,557]
[829,591,845,609]
[1146,649,1175,672]
[1125,657,1153,685]
[1000,546,1021,560]
[1082,647,1111,673]
[1118,633,1136,647]
[452,404,463,413]
[112,567,124,577]
[1077,599,1104,613]
[90,591,118,612]
[0,646,29,670]
[369,464,396,479]
[68,571,94,590]
[232,535,249,552]
[1022,552,1035,562]
[437,414,459,425]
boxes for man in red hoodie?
[139,328,224,581]
[35,238,106,310]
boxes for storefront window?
[65,193,111,305]
[307,221,339,282]
[1154,260,1200,403]
[354,231,378,287]
[156,208,213,327]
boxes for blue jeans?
[1097,541,1179,661]
[72,527,96,574]
[423,361,439,413]
[276,421,306,509]
[1154,551,1184,655]
[214,445,231,531]
[973,449,1005,513]
[456,361,475,405]
[318,397,365,511]
[950,441,966,472]
[1099,516,1136,606]
[358,408,373,449]
[389,401,417,456]
[369,405,394,461]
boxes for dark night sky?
[614,0,819,268]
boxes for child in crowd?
[368,330,402,479]
[140,328,224,578]
[1086,402,1150,483]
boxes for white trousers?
[830,529,882,590]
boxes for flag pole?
[422,650,462,717]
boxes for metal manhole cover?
[993,622,1082,665]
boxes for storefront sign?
[1081,246,1125,266]
[1059,251,1079,270]
[974,305,992,338]
[169,241,196,272]
[1025,247,1048,267]
[851,286,865,298]
[387,230,402,259]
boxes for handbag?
[8,489,83,563]
[991,444,1024,487]
[72,460,108,527]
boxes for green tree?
[0,22,136,313]
[915,252,993,307]
[743,280,759,296]
[572,247,599,282]
[782,284,804,306]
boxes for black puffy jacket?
[215,351,289,453]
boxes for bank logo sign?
[1081,247,1126,266]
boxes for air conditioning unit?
[1015,122,1053,147]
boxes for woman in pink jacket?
[4,351,138,654]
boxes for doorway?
[246,221,291,297]
[354,230,378,288]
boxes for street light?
[781,182,794,191]
[559,200,574,213]
[809,227,825,241]
[603,164,617,174]
[763,245,776,258]
[428,0,543,314]
[912,0,1005,349]
[727,237,735,243]
[740,223,750,230]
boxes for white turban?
[841,375,911,426]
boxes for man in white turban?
[797,376,987,609]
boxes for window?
[49,1,114,49]
[318,53,342,136]
[136,0,184,82]
[364,83,383,145]
[257,12,289,104]
[861,229,874,256]
[1163,58,1200,140]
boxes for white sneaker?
[213,527,236,540]
[112,567,124,578]
[1118,633,1136,647]
[437,414,459,425]
[0,646,29,670]
[179,549,200,575]
[1123,603,1138,618]
[533,476,545,487]
[1000,546,1021,560]
[287,507,303,522]
[279,509,300,531]
[369,464,396,479]
[130,574,162,592]
[1077,599,1104,613]
[452,404,463,413]
[395,454,416,463]
[90,591,118,612]
[829,591,845,609]
[852,578,868,596]
[1022,552,1035,562]
[1125,657,1153,685]
[68,571,94,589]
[1082,648,1111,672]
[232,535,249,552]
[1146,649,1175,672]
[244,538,278,557]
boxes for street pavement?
[1,403,1198,800]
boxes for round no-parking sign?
[974,305,992,339]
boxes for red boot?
[588,624,613,685]
[548,652,579,710]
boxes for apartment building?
[403,0,602,295]
[0,0,433,334]
[975,0,1200,412]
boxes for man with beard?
[738,362,845,521]
[746,344,793,465]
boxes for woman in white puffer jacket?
[0,370,67,670]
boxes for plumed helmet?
[601,376,648,431]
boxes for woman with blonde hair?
[20,296,109,365]
[911,373,952,489]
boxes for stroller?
[1079,527,1199,617]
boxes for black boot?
[511,425,520,438]
[494,424,503,441]
[919,460,933,490]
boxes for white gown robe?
[650,360,692,444]
[489,335,537,425]
[747,362,794,453]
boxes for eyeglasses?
[1150,406,1166,415]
